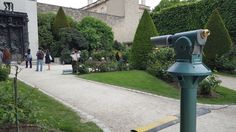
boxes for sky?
[37,0,161,9]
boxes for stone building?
[0,0,38,60]
[38,0,150,43]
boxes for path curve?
[17,64,236,132]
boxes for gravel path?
[217,75,236,91]
[17,64,236,132]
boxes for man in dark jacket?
[36,48,44,71]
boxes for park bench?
[62,69,73,75]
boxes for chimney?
[88,0,94,5]
[141,0,146,5]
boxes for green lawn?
[80,70,180,99]
[0,80,102,132]
[216,72,236,78]
[79,70,236,104]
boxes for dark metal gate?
[0,3,29,61]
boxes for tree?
[38,26,54,49]
[52,7,69,36]
[58,28,88,50]
[130,10,158,70]
[204,9,233,68]
[38,13,56,49]
[76,16,114,53]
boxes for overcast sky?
[37,0,161,9]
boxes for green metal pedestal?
[179,76,198,132]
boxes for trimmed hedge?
[204,9,233,68]
[52,7,69,36]
[152,0,236,44]
[130,10,158,70]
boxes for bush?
[215,54,236,72]
[80,50,89,63]
[58,28,89,50]
[204,9,233,69]
[113,40,125,51]
[198,74,221,96]
[0,81,39,126]
[52,7,69,36]
[60,48,71,64]
[77,16,114,52]
[130,10,158,70]
[147,47,175,82]
[77,64,89,74]
[0,65,9,82]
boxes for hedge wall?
[152,0,236,44]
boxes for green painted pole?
[179,76,198,132]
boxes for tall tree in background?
[52,7,69,36]
[204,9,233,68]
[130,10,158,70]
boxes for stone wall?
[37,3,128,42]
[37,1,146,43]
[37,3,123,28]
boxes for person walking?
[25,49,32,68]
[45,49,51,70]
[70,49,78,74]
[36,48,44,72]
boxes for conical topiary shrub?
[130,10,158,70]
[52,7,69,36]
[204,9,233,68]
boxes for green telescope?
[151,29,212,132]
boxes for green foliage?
[60,48,71,64]
[52,7,69,36]
[56,28,88,61]
[215,53,236,72]
[147,47,175,82]
[58,28,88,50]
[113,40,125,51]
[80,50,89,62]
[154,0,198,12]
[0,65,9,81]
[77,64,89,74]
[130,10,158,70]
[204,9,233,68]
[152,0,236,44]
[77,16,114,52]
[198,74,221,96]
[38,26,54,49]
[0,81,39,126]
[38,13,56,49]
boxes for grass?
[0,80,102,132]
[79,70,236,104]
[198,86,236,104]
[80,70,180,98]
[216,72,236,78]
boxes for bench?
[62,69,73,75]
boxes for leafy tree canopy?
[76,16,114,52]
